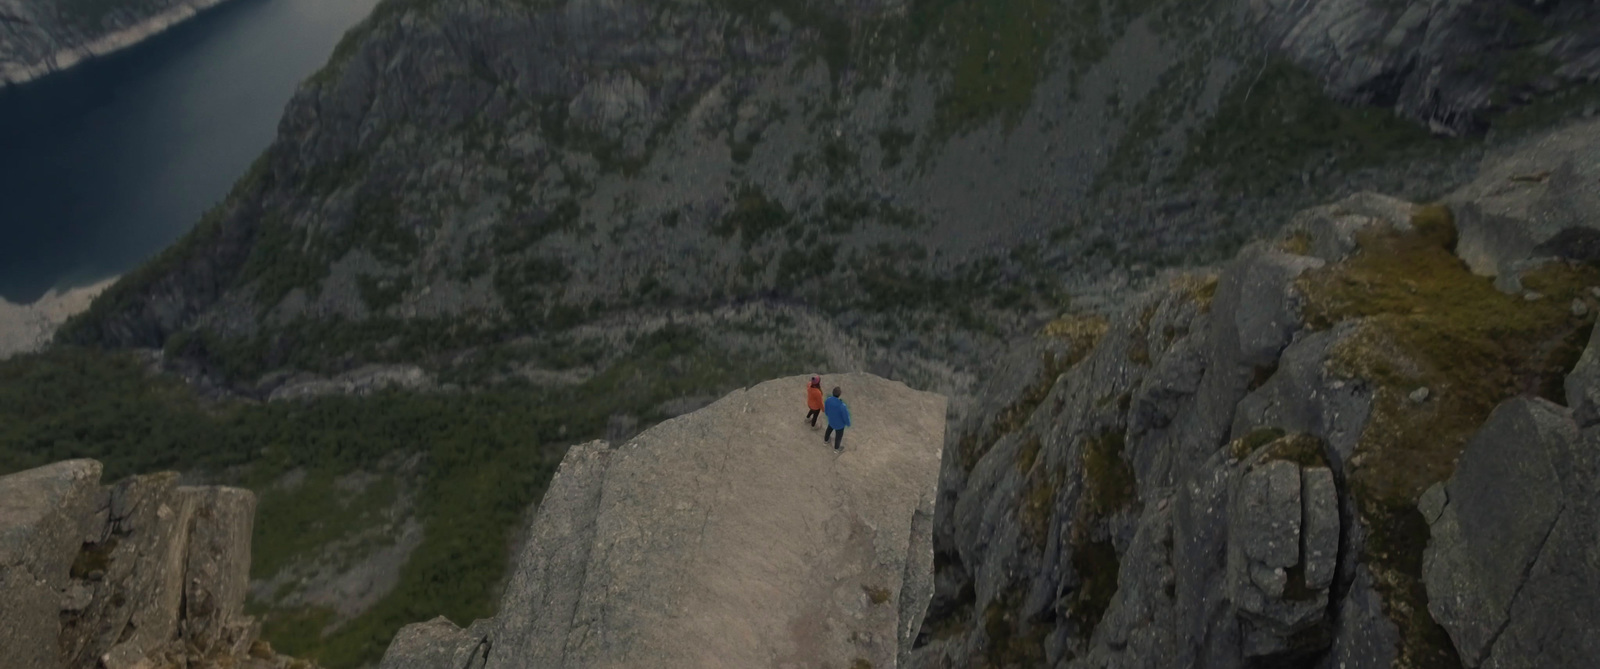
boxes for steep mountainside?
[0,0,235,85]
[60,0,1600,400]
[916,119,1600,668]
[16,0,1600,667]
[1254,0,1600,136]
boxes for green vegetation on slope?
[0,331,815,669]
[1298,210,1599,669]
[1180,58,1448,195]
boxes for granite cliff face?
[32,0,1494,395]
[0,0,235,85]
[1251,0,1600,135]
[915,118,1600,668]
[0,459,307,669]
[54,0,1600,399]
[376,373,947,668]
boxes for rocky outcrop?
[0,459,301,669]
[1447,119,1600,282]
[1252,0,1600,135]
[378,373,947,668]
[1420,396,1600,669]
[915,118,1600,668]
[1226,443,1340,660]
[0,0,236,86]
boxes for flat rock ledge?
[380,373,947,669]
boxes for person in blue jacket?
[823,386,851,452]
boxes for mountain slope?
[24,0,1600,666]
[916,120,1600,669]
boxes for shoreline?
[0,0,234,87]
[0,277,117,359]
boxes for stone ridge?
[916,117,1600,668]
[380,372,947,669]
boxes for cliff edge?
[379,372,947,669]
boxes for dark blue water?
[0,0,381,303]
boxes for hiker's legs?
[807,409,820,426]
[824,426,834,444]
[832,428,843,450]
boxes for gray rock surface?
[0,459,289,669]
[1225,452,1336,660]
[1284,192,1419,263]
[914,178,1600,669]
[381,373,946,668]
[1422,396,1600,669]
[0,459,103,669]
[1448,118,1600,279]
[1252,0,1600,134]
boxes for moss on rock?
[1297,214,1598,669]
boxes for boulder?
[0,461,271,669]
[1221,245,1324,369]
[1282,192,1420,263]
[1421,396,1600,668]
[1447,118,1600,280]
[1225,445,1338,660]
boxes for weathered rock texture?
[1447,119,1600,281]
[58,0,1509,402]
[1421,398,1600,669]
[914,118,1600,669]
[0,459,300,669]
[0,0,234,86]
[1253,0,1600,134]
[379,372,947,668]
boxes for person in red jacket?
[805,375,825,428]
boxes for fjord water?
[0,0,381,304]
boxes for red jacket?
[807,384,825,411]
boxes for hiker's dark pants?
[807,409,821,426]
[825,426,844,449]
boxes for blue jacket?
[824,396,851,429]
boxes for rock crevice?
[0,459,300,669]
